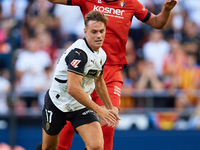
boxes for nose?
[97,32,101,38]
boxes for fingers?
[109,110,121,121]
[105,110,121,128]
[108,119,119,128]
[167,0,177,2]
[108,111,117,123]
[102,112,116,126]
[166,0,178,4]
[164,0,178,11]
[98,107,120,128]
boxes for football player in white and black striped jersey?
[36,10,120,150]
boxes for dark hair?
[84,11,108,27]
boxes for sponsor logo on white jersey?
[71,59,81,68]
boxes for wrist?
[163,6,172,12]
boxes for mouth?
[95,40,102,43]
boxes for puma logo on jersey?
[71,59,81,68]
[75,51,81,56]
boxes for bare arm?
[95,75,120,127]
[94,75,113,110]
[47,0,68,5]
[67,71,117,125]
[148,73,163,92]
[136,62,163,92]
[136,72,149,91]
[145,0,178,29]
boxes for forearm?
[69,84,118,126]
[68,85,100,113]
[150,76,163,91]
[136,74,148,90]
[146,8,171,29]
[155,7,171,29]
[95,77,113,110]
[145,0,178,29]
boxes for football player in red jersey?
[47,0,178,150]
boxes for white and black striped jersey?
[49,38,107,112]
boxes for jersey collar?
[84,38,94,53]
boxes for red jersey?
[67,0,151,66]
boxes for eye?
[100,29,105,33]
[92,30,97,34]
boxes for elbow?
[154,25,165,30]
[157,27,164,30]
[67,86,75,96]
[155,27,164,30]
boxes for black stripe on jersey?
[65,48,87,76]
[55,77,67,83]
[68,69,84,76]
[141,11,151,22]
[84,38,94,53]
[67,0,72,5]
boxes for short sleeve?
[67,0,85,7]
[65,48,88,76]
[133,0,151,22]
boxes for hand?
[96,107,120,128]
[107,109,120,127]
[164,0,178,11]
[143,62,155,78]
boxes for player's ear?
[84,28,86,34]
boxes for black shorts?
[42,91,99,135]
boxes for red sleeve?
[133,0,151,22]
[67,0,85,7]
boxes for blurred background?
[0,0,200,149]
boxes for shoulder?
[129,0,145,8]
[71,39,87,49]
[65,47,88,65]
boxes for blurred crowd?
[0,0,200,121]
